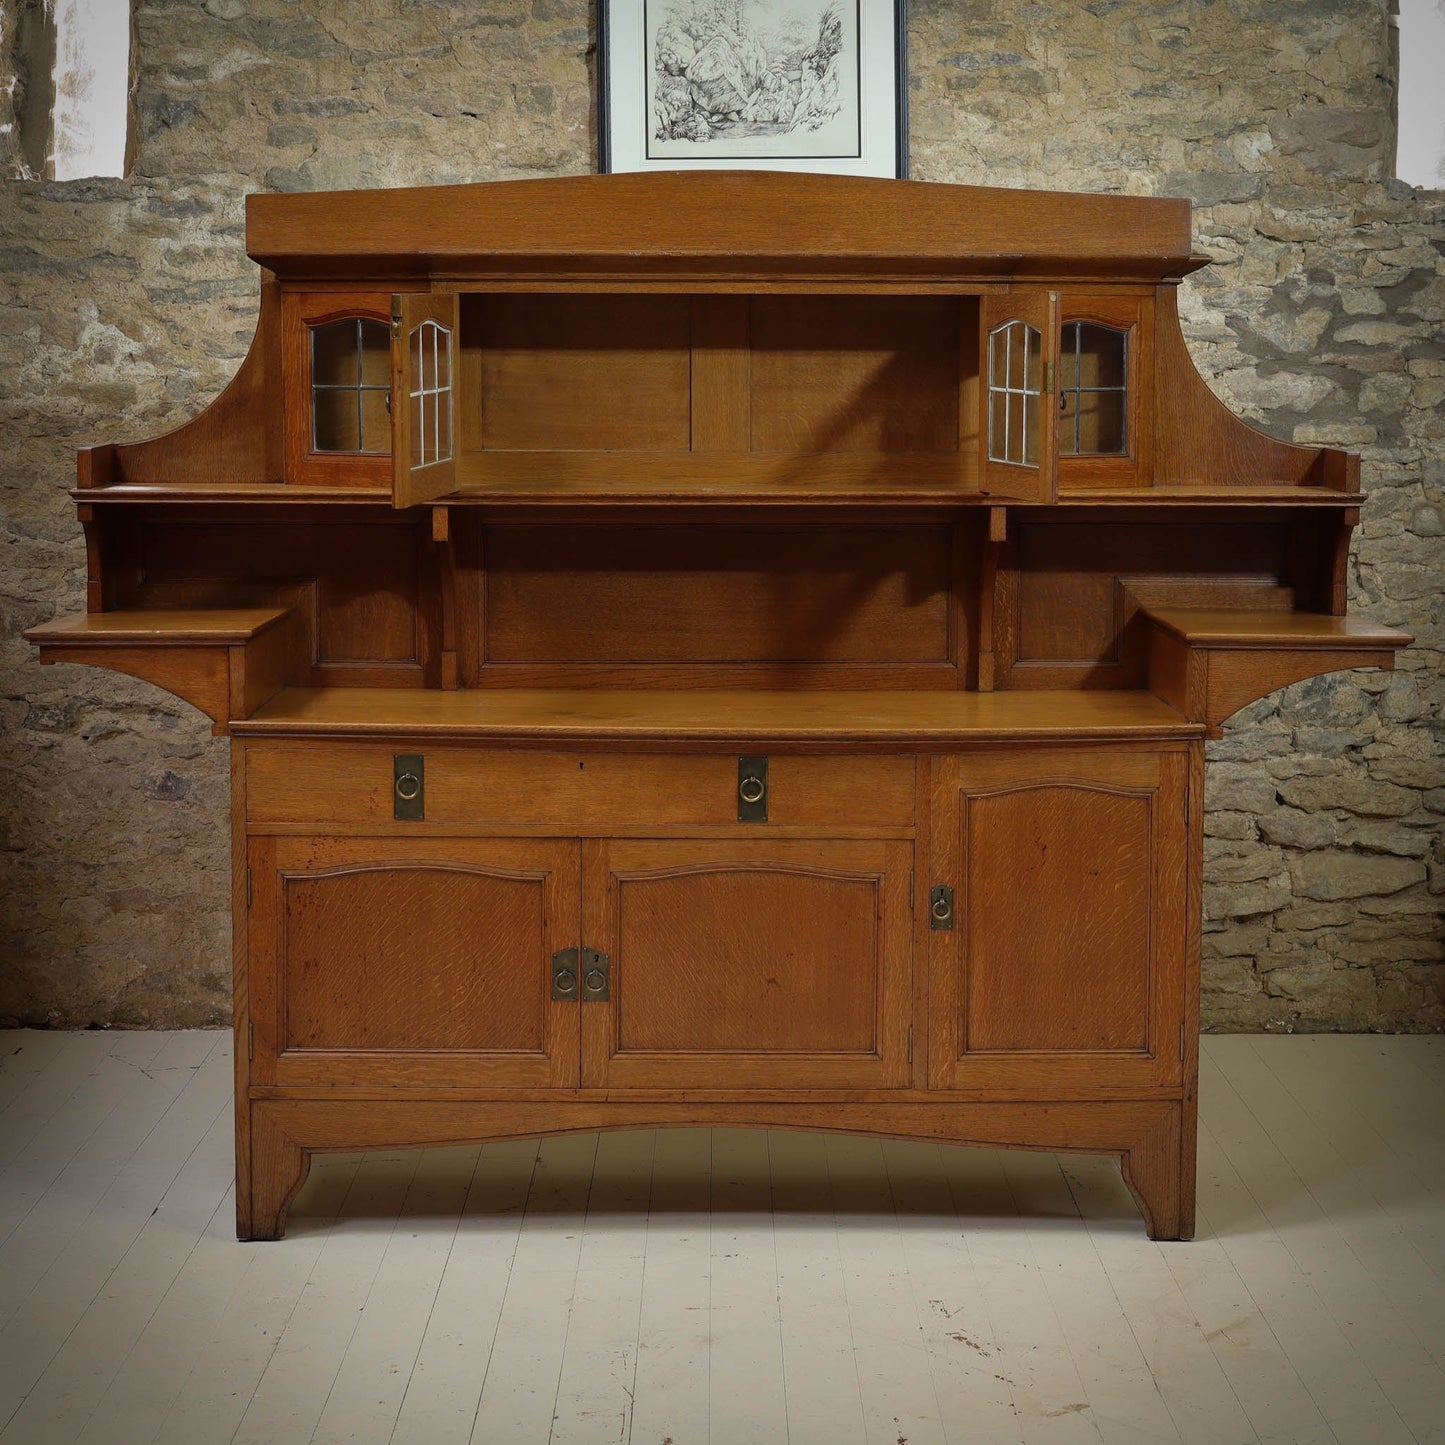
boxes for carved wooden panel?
[929,748,1187,1092]
[582,839,912,1089]
[249,836,580,1088]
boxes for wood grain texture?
[281,867,546,1050]
[689,296,751,452]
[929,748,1187,1094]
[475,294,691,452]
[1153,287,1327,487]
[248,836,581,1090]
[482,522,952,666]
[245,745,916,831]
[99,272,284,487]
[245,172,1195,278]
[749,296,962,452]
[966,784,1149,1050]
[582,838,912,1090]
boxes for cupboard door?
[928,749,1186,1092]
[581,839,913,1090]
[249,836,579,1089]
[978,289,1059,503]
[391,291,459,508]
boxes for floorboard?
[0,1034,1439,1445]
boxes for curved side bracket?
[24,606,299,735]
[1153,288,1360,492]
[1145,605,1412,737]
[79,273,283,488]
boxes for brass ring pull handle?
[931,894,953,924]
[584,968,607,994]
[553,967,577,995]
[738,774,766,805]
[395,772,421,801]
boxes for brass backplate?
[929,883,955,931]
[393,753,424,820]
[581,947,610,1002]
[738,755,768,822]
[551,947,579,1001]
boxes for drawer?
[245,745,915,830]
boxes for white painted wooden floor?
[0,1032,1441,1445]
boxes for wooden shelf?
[69,479,1365,512]
[232,686,1200,745]
[446,451,982,508]
[1056,485,1364,507]
[26,608,299,734]
[26,608,293,645]
[1146,608,1410,650]
[72,484,390,506]
[1144,607,1411,734]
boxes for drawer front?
[246,745,915,831]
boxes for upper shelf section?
[75,173,1360,507]
[246,171,1199,285]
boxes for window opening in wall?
[311,318,391,453]
[1059,322,1128,456]
[51,0,131,181]
[987,320,1041,467]
[1394,1,1445,188]
[409,320,453,468]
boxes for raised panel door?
[581,839,913,1090]
[928,749,1186,1092]
[249,835,580,1088]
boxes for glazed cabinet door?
[248,836,580,1089]
[581,839,913,1090]
[978,288,1060,503]
[391,291,459,508]
[928,748,1186,1092]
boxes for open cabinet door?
[391,291,459,508]
[978,289,1059,503]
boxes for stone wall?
[0,0,1439,1030]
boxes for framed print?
[599,0,908,178]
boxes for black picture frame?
[598,0,908,179]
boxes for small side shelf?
[1144,607,1412,734]
[26,608,300,733]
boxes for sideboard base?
[238,1096,1194,1243]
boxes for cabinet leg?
[238,1106,310,1242]
[1120,1106,1191,1241]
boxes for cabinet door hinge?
[907,1025,914,1064]
[1180,1022,1185,1060]
[245,867,252,908]
[247,1019,254,1062]
[909,870,915,908]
